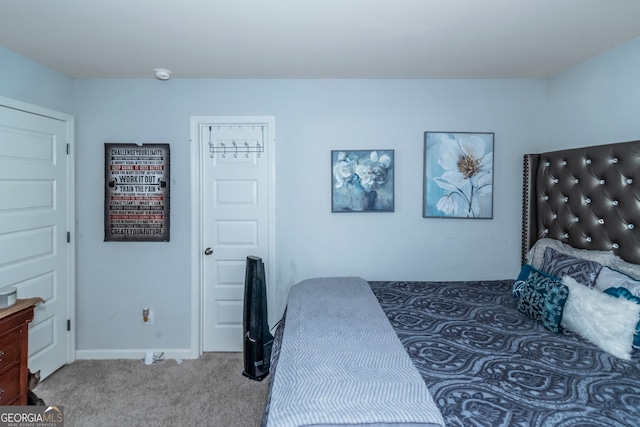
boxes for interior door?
[0,102,73,379]
[201,119,273,352]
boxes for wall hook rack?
[207,126,265,158]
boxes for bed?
[262,139,640,427]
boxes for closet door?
[0,100,74,378]
[195,117,274,352]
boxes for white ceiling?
[2,0,640,79]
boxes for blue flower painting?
[332,150,394,212]
[423,132,494,219]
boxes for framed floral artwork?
[423,132,494,219]
[332,150,394,212]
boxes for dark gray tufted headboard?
[522,140,640,265]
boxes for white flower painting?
[332,150,394,212]
[423,132,494,218]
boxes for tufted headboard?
[522,140,640,266]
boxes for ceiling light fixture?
[154,68,172,81]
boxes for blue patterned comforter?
[369,280,640,427]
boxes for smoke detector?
[154,68,172,81]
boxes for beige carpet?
[36,352,270,427]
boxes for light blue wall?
[0,47,73,113]
[72,78,547,354]
[11,35,640,357]
[547,36,640,148]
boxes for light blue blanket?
[266,277,445,427]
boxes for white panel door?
[0,104,72,378]
[201,120,272,351]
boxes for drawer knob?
[0,350,4,361]
[0,388,4,396]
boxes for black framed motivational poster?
[104,143,170,242]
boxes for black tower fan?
[242,255,274,381]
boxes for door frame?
[0,95,76,367]
[189,116,276,357]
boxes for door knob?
[204,247,213,255]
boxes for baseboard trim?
[75,348,194,360]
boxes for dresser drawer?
[0,364,21,405]
[0,302,38,406]
[0,327,22,373]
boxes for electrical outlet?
[143,307,154,325]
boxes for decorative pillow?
[595,266,640,297]
[513,264,558,299]
[603,287,640,348]
[526,238,618,271]
[517,271,568,333]
[540,247,603,288]
[561,276,640,360]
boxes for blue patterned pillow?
[517,271,569,334]
[540,247,603,288]
[604,287,640,347]
[513,264,559,299]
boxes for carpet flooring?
[35,352,270,427]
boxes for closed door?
[200,118,274,351]
[0,102,73,379]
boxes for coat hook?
[208,126,214,158]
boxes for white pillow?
[609,256,640,281]
[561,276,640,360]
[526,238,618,271]
[594,266,640,297]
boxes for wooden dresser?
[0,298,42,406]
